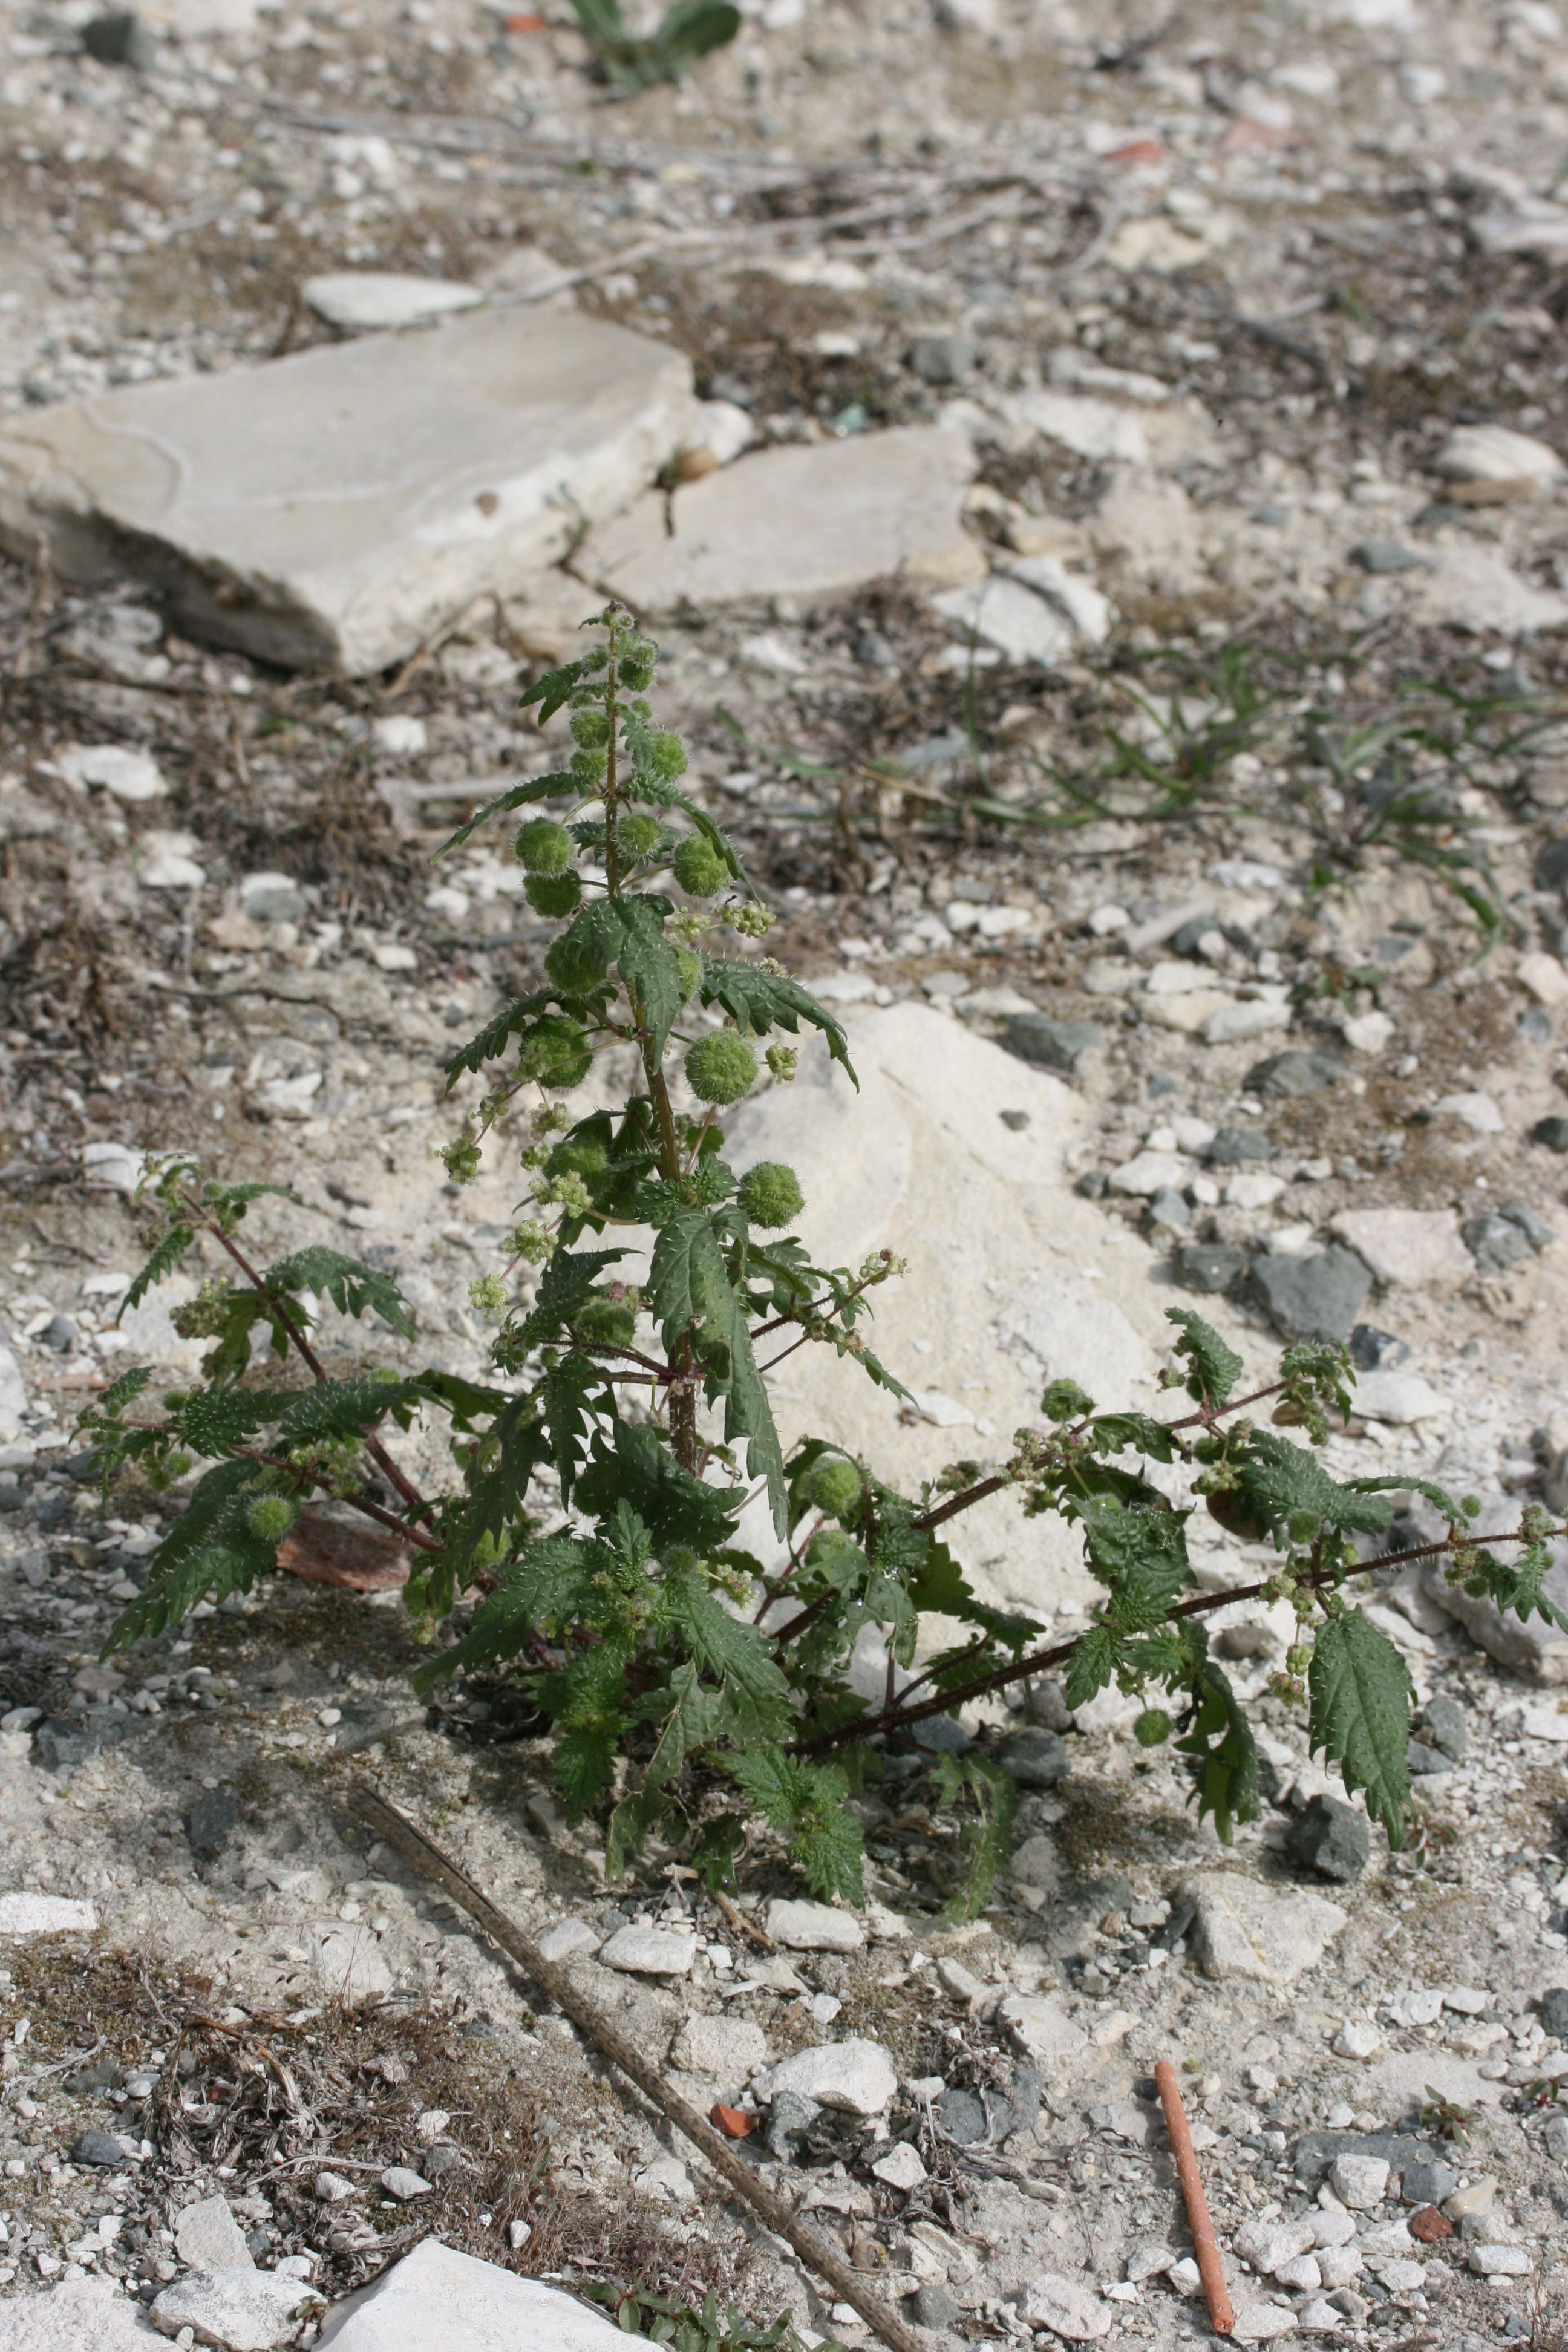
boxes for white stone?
[1330,1207,1473,1290]
[931,572,1077,665]
[372,716,428,757]
[314,2174,356,2204]
[151,2268,325,2349]
[598,1925,698,1977]
[414,2111,451,2145]
[174,2197,254,2273]
[1005,554,1112,647]
[1168,2258,1203,2295]
[1183,1872,1346,1983]
[635,2154,696,2204]
[1227,2299,1299,2343]
[315,2238,629,2350]
[1470,2244,1531,2276]
[82,1142,145,1197]
[309,1926,393,2007]
[997,1993,1090,2065]
[1354,1371,1446,1425]
[1225,1171,1287,1209]
[1332,2021,1382,2062]
[764,2038,897,2116]
[872,2141,927,2189]
[1376,2261,1427,2293]
[765,1898,865,1952]
[3,2275,162,2350]
[1146,960,1221,996]
[1296,2296,1347,2332]
[1432,1090,1504,1134]
[1329,2153,1388,2206]
[1020,2273,1112,2339]
[1368,2050,1505,2114]
[1107,1149,1191,1198]
[1356,2220,1413,2257]
[686,399,754,467]
[380,2166,432,2200]
[668,2013,768,2086]
[1437,424,1563,485]
[55,743,165,802]
[1010,389,1149,464]
[536,1916,602,1964]
[303,273,485,332]
[1317,2246,1362,2287]
[0,1892,99,1935]
[1125,2243,1177,2283]
[1342,1010,1394,1054]
[1275,2255,1322,2290]
[1411,546,1568,638]
[589,427,982,615]
[139,849,206,890]
[0,311,698,675]
[1203,999,1292,1045]
[1518,951,1568,1007]
[1387,1988,1444,2026]
[1236,2218,1318,2274]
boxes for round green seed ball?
[616,814,664,861]
[516,818,574,874]
[526,869,581,918]
[685,1031,757,1105]
[737,1160,804,1230]
[672,835,728,898]
[570,707,610,748]
[650,730,688,781]
[576,1296,636,1348]
[806,1458,864,1521]
[1134,1707,1172,1749]
[246,1495,298,1543]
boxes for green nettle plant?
[84,607,1566,1915]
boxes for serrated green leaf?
[662,1566,792,1734]
[616,902,688,1062]
[93,1365,155,1419]
[606,1786,665,1881]
[433,771,577,861]
[180,1387,295,1455]
[555,1723,620,1818]
[120,1224,195,1318]
[575,1418,743,1552]
[413,1533,596,1688]
[103,1459,276,1650]
[523,653,596,717]
[697,958,855,1084]
[443,989,553,1086]
[276,1376,424,1447]
[939,1756,1016,1926]
[1166,1308,1243,1408]
[649,1209,786,1530]
[1308,1606,1413,1840]
[525,1246,627,1343]
[1063,1621,1123,1710]
[541,1355,604,1504]
[1235,1430,1393,1544]
[1177,1657,1260,1844]
[1073,1499,1192,1627]
[264,1247,415,1341]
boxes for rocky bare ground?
[5,0,1568,2341]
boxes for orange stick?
[1155,2059,1233,2336]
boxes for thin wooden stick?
[1154,2059,1232,2336]
[345,1782,925,2352]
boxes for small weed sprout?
[83,607,1566,1914]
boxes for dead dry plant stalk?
[346,1780,926,2352]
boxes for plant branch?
[798,1523,1545,1756]
[226,1445,444,1553]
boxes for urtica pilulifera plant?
[84,606,1564,1915]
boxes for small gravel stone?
[1470,2245,1531,2276]
[871,2141,927,2189]
[1289,1794,1371,1882]
[535,1917,602,1964]
[764,1899,864,1952]
[1252,1247,1371,1344]
[995,1726,1071,1787]
[69,2131,128,2168]
[1401,2160,1457,2206]
[1020,2273,1112,2339]
[1245,1049,1348,1097]
[174,2195,253,2272]
[1330,2153,1390,2205]
[152,2268,325,2348]
[764,2038,897,2115]
[598,1925,699,1976]
[1332,2022,1382,2062]
[381,2166,433,2200]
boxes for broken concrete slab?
[0,310,697,675]
[584,425,984,614]
[315,2236,632,2350]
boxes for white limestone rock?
[0,311,698,675]
[586,426,984,613]
[763,2038,897,2115]
[1183,1871,1347,1983]
[304,272,485,331]
[315,2238,629,2349]
[0,1892,100,1935]
[764,1898,864,1952]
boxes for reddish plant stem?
[796,1527,1539,1757]
[203,1215,431,1521]
[1155,2059,1232,2336]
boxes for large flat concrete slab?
[0,312,698,674]
[584,423,984,614]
